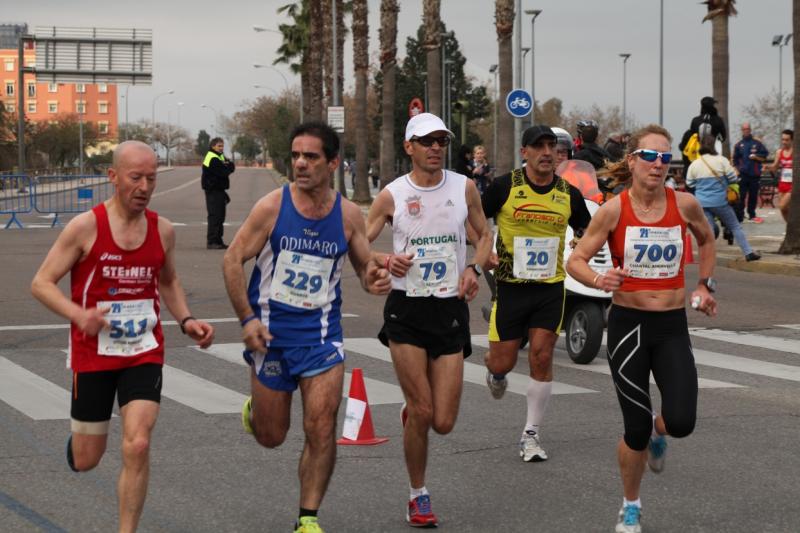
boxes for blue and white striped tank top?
[246,185,349,347]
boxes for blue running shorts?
[243,342,345,392]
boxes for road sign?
[505,89,533,118]
[328,106,345,133]
[408,97,424,118]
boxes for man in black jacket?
[573,120,610,170]
[201,137,235,249]
[690,96,727,143]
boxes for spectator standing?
[604,133,630,163]
[732,123,768,223]
[471,145,493,195]
[690,96,727,144]
[687,135,761,261]
[201,137,236,249]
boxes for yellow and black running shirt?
[482,167,591,284]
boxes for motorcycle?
[480,160,611,363]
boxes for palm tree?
[779,0,800,253]
[351,0,371,202]
[379,0,400,189]
[702,0,737,157]
[495,0,514,174]
[423,0,442,117]
[323,0,333,113]
[306,0,325,120]
[276,1,310,117]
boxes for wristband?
[179,316,195,334]
[592,273,602,288]
[240,314,258,328]
[384,254,392,270]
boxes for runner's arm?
[157,217,214,347]
[566,199,626,292]
[765,150,780,173]
[678,192,717,316]
[366,189,413,277]
[458,179,491,301]
[30,212,110,335]
[343,201,391,295]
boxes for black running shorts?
[379,290,472,358]
[489,280,565,341]
[71,363,162,422]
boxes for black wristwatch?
[698,277,717,293]
[467,263,483,277]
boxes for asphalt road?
[1,167,799,532]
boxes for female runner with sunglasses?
[566,124,717,533]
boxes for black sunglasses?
[411,135,451,147]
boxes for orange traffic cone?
[337,368,389,446]
[684,233,696,265]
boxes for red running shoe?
[407,494,438,528]
[750,217,764,224]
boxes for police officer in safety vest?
[201,137,235,249]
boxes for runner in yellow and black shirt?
[481,125,591,462]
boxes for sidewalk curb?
[718,254,800,277]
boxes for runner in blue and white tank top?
[223,122,391,532]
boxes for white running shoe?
[485,369,508,399]
[647,434,667,473]
[519,430,548,462]
[615,504,642,533]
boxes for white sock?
[410,485,429,501]
[652,412,659,437]
[523,378,552,436]
[623,498,642,509]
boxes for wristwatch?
[467,263,483,277]
[698,277,717,293]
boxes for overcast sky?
[11,0,795,152]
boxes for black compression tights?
[606,305,698,451]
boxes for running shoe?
[615,504,642,533]
[647,434,667,473]
[294,516,324,533]
[400,402,408,428]
[406,494,438,528]
[519,430,548,462]
[745,252,762,262]
[750,217,764,224]
[241,396,254,435]
[66,435,78,472]
[485,369,508,400]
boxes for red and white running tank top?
[608,188,687,292]
[69,203,165,372]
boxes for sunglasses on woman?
[632,149,672,164]
[411,135,451,147]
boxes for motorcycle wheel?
[566,301,604,364]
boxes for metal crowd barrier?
[32,175,112,227]
[0,175,33,229]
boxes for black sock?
[299,508,318,519]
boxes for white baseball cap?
[404,112,454,141]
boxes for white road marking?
[689,328,800,355]
[162,364,248,414]
[150,177,201,198]
[0,356,69,420]
[775,324,800,331]
[693,348,800,383]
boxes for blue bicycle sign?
[506,89,533,118]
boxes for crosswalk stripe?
[348,337,596,395]
[162,365,248,414]
[0,357,69,420]
[775,324,800,331]
[693,349,800,382]
[689,328,800,355]
[193,343,405,405]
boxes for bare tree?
[702,0,737,157]
[739,89,794,150]
[779,0,800,253]
[495,0,515,174]
[379,0,400,189]
[423,0,442,117]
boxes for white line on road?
[693,348,800,382]
[775,324,800,331]
[351,337,596,395]
[162,364,248,414]
[689,328,800,355]
[0,356,69,420]
[151,177,201,198]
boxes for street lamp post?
[444,58,455,169]
[659,0,663,125]
[521,47,530,94]
[490,64,498,165]
[77,85,85,175]
[524,9,542,127]
[253,63,301,121]
[619,53,631,132]
[151,89,174,152]
[772,33,793,129]
[514,0,522,168]
[253,84,280,98]
[200,103,218,136]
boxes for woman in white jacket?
[686,135,761,261]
